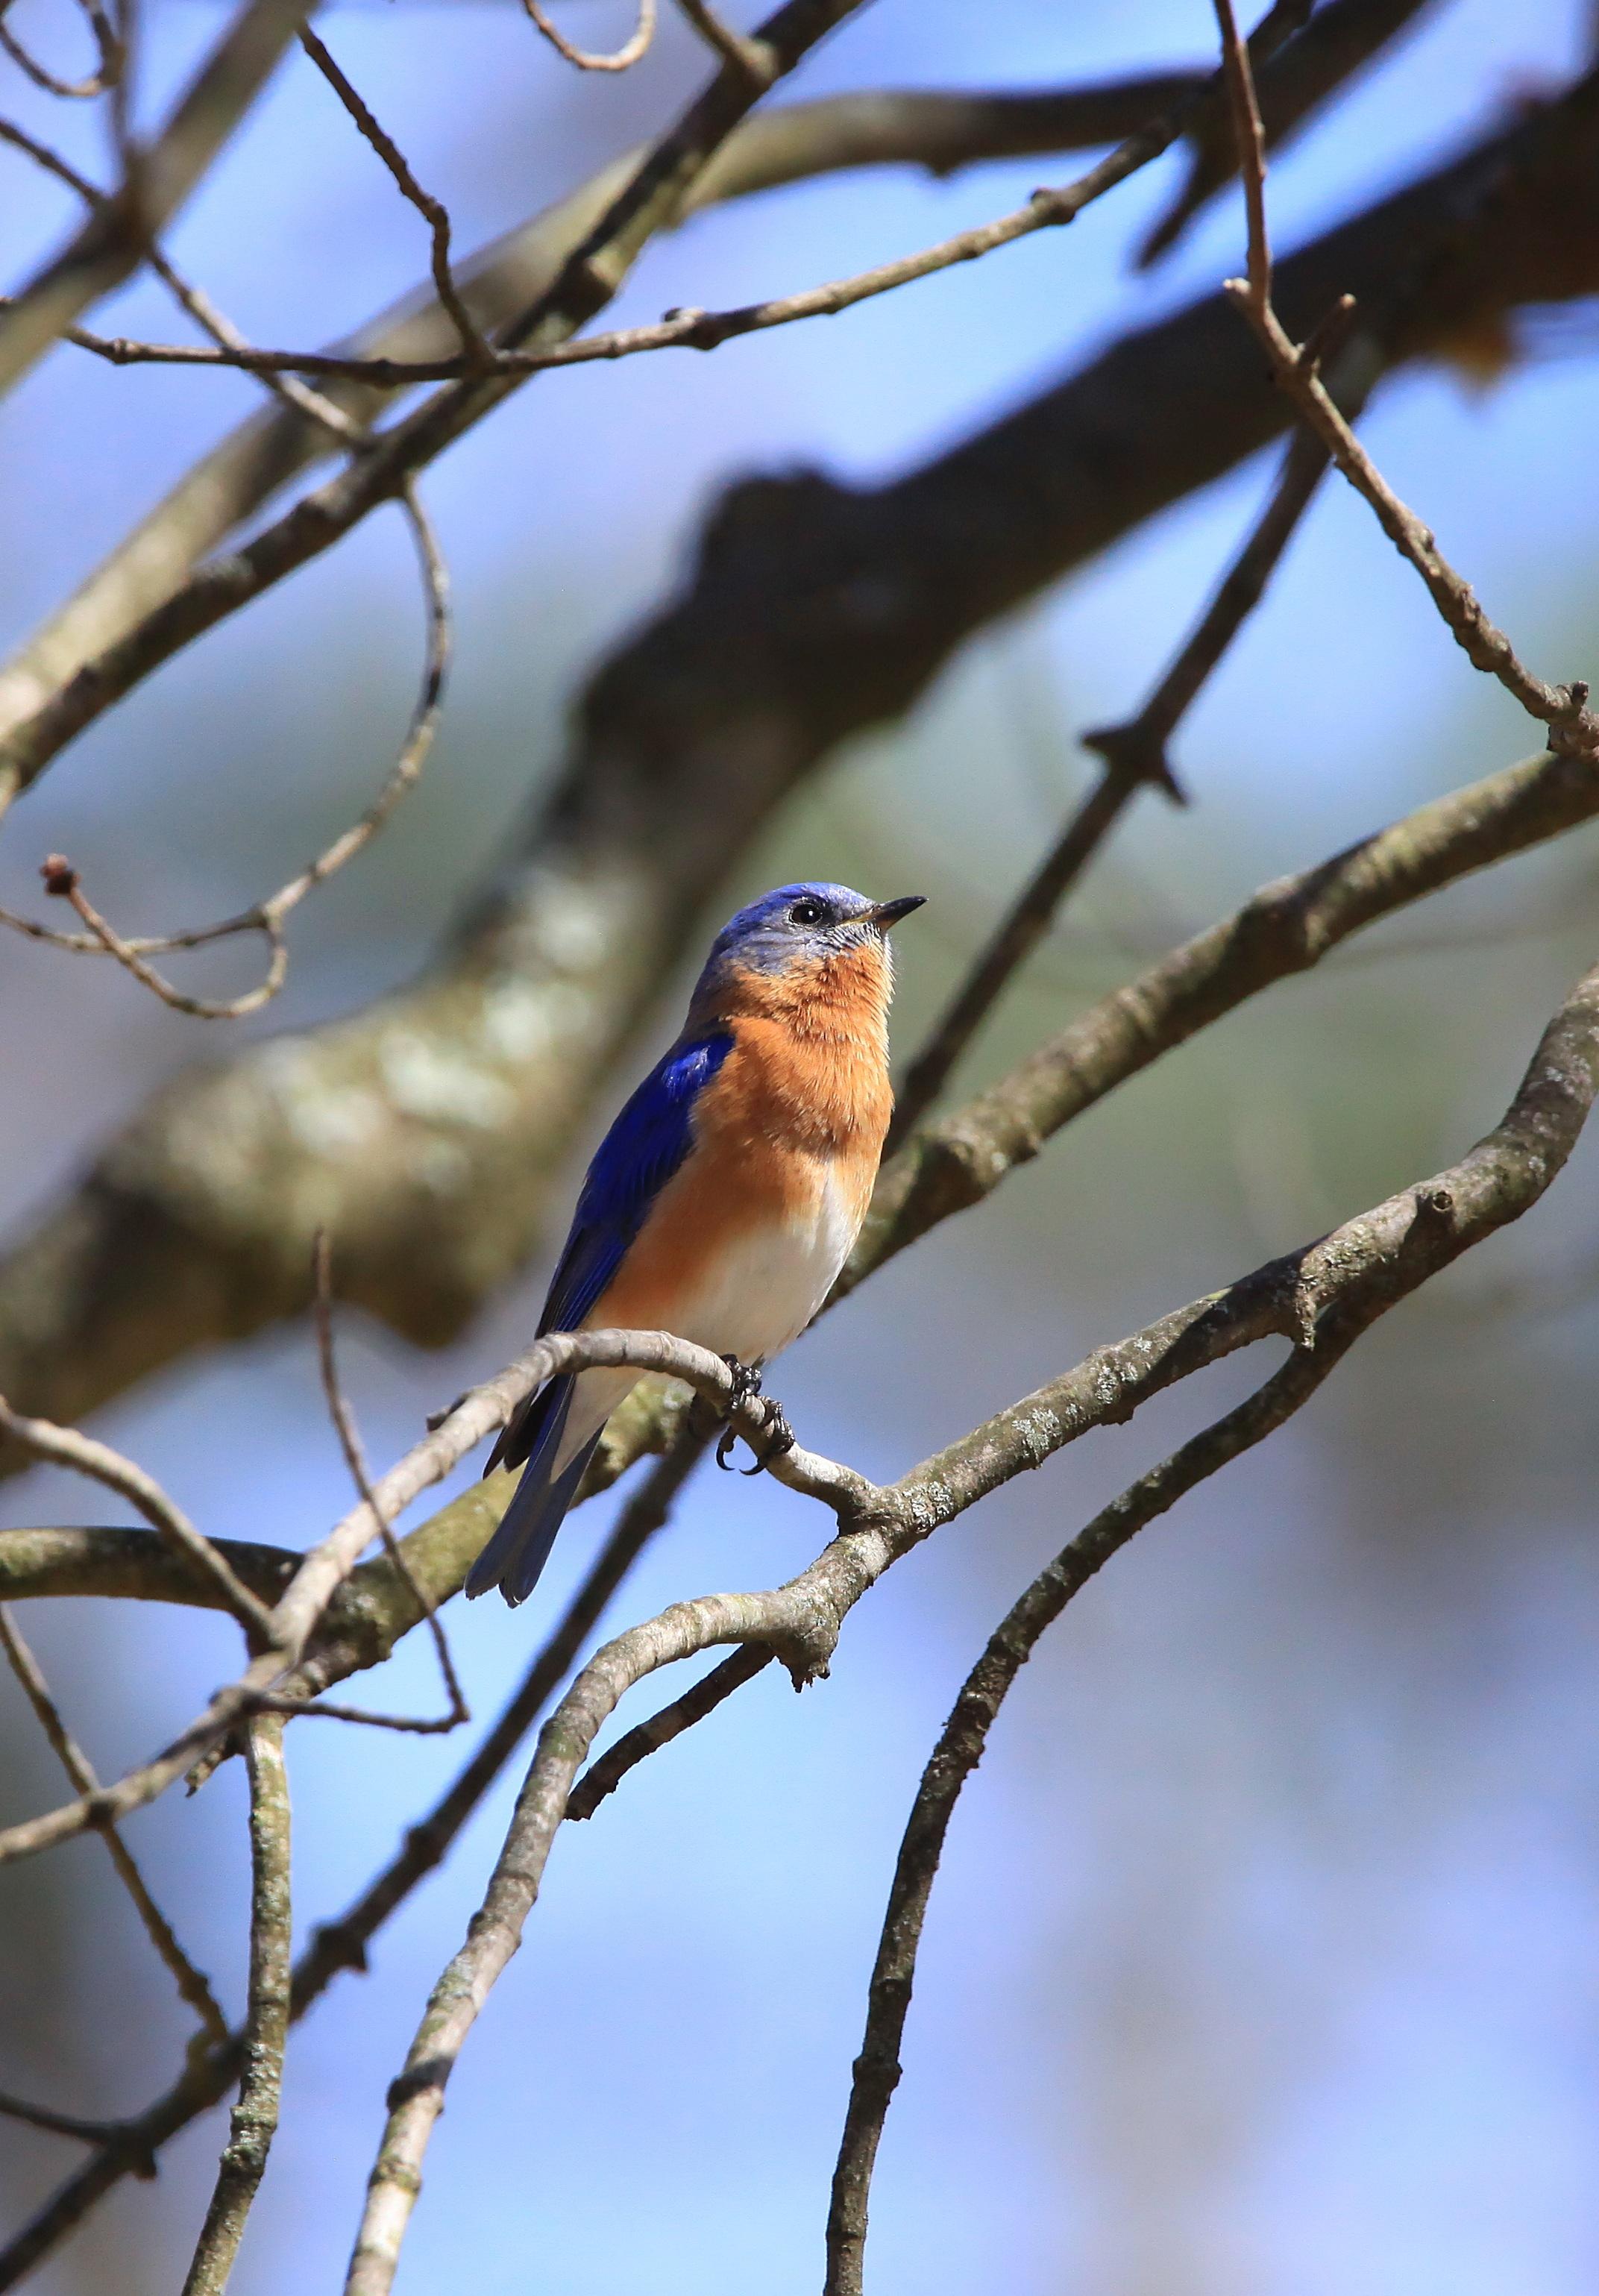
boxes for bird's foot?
[714,1359,794,1475]
[720,1354,764,1408]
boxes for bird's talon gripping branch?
[739,1396,796,1475]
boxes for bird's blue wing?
[483,1028,733,1480]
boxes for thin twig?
[0,0,122,98]
[310,1229,468,1734]
[519,0,657,71]
[0,1604,230,2048]
[673,0,773,82]
[566,1643,772,1819]
[0,0,317,404]
[179,1716,291,2296]
[0,1397,274,1640]
[0,2092,156,2175]
[0,484,449,1014]
[30,126,1287,392]
[886,330,1365,1149]
[1211,0,1598,754]
[298,25,494,370]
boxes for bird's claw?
[714,1359,794,1475]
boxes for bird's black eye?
[789,897,826,927]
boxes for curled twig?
[0,0,122,99]
[0,483,449,1015]
[519,0,657,71]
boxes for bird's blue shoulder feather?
[537,1029,733,1336]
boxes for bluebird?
[465,882,926,1606]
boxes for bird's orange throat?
[707,947,896,1161]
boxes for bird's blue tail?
[465,1378,601,1607]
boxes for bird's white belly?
[673,1161,858,1367]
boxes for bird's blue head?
[690,881,926,1016]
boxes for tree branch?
[1213,0,1598,753]
[177,1718,291,2296]
[887,324,1367,1147]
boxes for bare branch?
[887,318,1371,1147]
[849,741,1599,1304]
[311,1229,468,1734]
[0,484,448,1017]
[518,0,658,72]
[296,25,494,370]
[1212,0,1598,754]
[0,1604,230,2048]
[565,1643,772,1819]
[178,1717,291,2296]
[0,100,358,442]
[823,1343,1348,2295]
[1140,0,1435,265]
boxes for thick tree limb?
[6,71,1599,1474]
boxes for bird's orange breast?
[594,943,893,1331]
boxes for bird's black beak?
[870,894,927,930]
